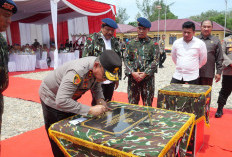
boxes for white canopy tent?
[10,0,116,69]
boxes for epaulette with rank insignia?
[73,74,81,85]
[87,70,93,78]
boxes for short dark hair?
[201,20,213,27]
[182,21,195,31]
[101,23,109,28]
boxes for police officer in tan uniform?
[215,35,232,118]
[39,50,121,157]
[159,34,166,68]
[0,0,17,135]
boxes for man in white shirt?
[171,21,207,84]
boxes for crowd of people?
[1,0,232,156]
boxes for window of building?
[169,35,177,45]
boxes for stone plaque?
[81,106,149,136]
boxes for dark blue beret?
[0,0,17,14]
[102,18,118,29]
[137,17,151,28]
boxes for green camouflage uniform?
[0,33,9,133]
[124,37,159,106]
[82,31,121,58]
[82,31,121,78]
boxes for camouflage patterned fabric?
[157,84,211,124]
[0,33,9,94]
[82,31,122,79]
[82,31,121,58]
[124,37,159,106]
[49,102,195,157]
[0,33,9,133]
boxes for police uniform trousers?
[217,75,232,107]
[159,52,166,67]
[92,82,115,105]
[127,75,154,107]
[199,77,213,86]
[41,99,75,157]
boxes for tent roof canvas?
[12,0,115,24]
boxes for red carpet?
[1,126,53,157]
[9,68,54,76]
[3,76,157,107]
[2,76,232,157]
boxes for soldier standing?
[83,18,121,105]
[215,35,232,118]
[159,34,166,68]
[124,17,159,107]
[0,0,17,134]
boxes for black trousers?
[92,82,115,105]
[171,77,199,85]
[199,77,213,86]
[217,75,232,107]
[159,52,166,66]
[41,99,75,157]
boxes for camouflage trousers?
[127,75,154,106]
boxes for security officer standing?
[83,18,121,105]
[197,20,223,86]
[0,0,17,134]
[124,17,159,107]
[159,34,166,68]
[215,35,232,118]
[39,50,122,157]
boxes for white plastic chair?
[36,51,48,69]
[49,51,62,68]
[74,50,79,59]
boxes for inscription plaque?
[81,107,148,136]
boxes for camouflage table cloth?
[157,84,211,125]
[49,102,195,157]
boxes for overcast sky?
[96,0,232,23]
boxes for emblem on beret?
[73,74,81,85]
[2,2,14,11]
[113,67,119,74]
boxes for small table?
[157,84,211,156]
[49,102,195,157]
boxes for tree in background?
[136,0,177,22]
[189,9,232,31]
[116,7,130,24]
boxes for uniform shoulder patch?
[73,74,82,85]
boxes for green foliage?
[189,10,232,31]
[116,7,130,24]
[128,22,137,27]
[136,0,177,22]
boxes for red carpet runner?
[2,76,232,157]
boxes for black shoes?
[215,107,223,118]
[159,65,164,68]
